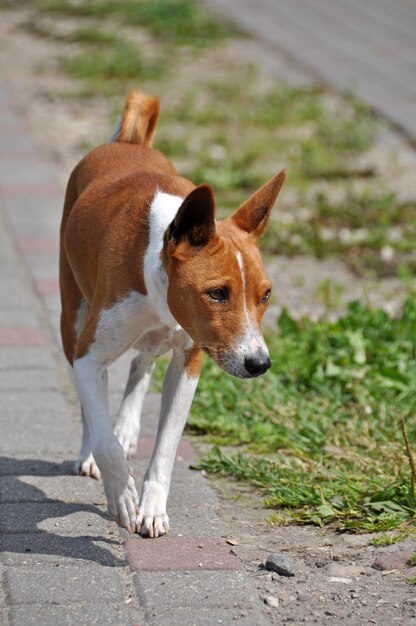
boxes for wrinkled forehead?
[216,220,268,281]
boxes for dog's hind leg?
[74,368,108,480]
[69,297,103,479]
[114,353,155,459]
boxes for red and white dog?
[60,91,285,537]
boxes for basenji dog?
[60,91,286,537]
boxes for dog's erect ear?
[230,170,286,238]
[167,184,217,259]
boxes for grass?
[155,76,416,278]
[34,0,236,47]
[63,40,165,94]
[369,532,410,546]
[154,297,416,533]
[263,190,416,277]
[5,0,415,537]
[156,75,378,204]
[155,75,415,277]
[15,0,415,277]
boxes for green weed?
[263,191,416,277]
[369,532,409,546]
[34,0,235,47]
[13,0,414,276]
[63,41,164,92]
[67,28,120,46]
[156,298,416,532]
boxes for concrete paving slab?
[0,277,35,307]
[0,160,58,187]
[0,534,123,568]
[0,502,109,536]
[0,346,56,370]
[0,367,60,391]
[0,388,71,411]
[0,407,79,454]
[133,570,261,610]
[0,456,74,476]
[204,0,416,141]
[0,308,43,327]
[0,610,9,626]
[6,564,125,605]
[0,474,104,505]
[143,606,271,626]
[22,249,59,276]
[8,603,132,626]
[0,55,277,623]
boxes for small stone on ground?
[265,554,295,577]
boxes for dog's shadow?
[0,457,125,567]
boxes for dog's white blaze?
[236,250,257,344]
[235,251,249,323]
[144,190,184,328]
[235,251,266,357]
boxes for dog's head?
[164,170,286,378]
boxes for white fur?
[143,190,184,328]
[236,251,249,324]
[114,353,155,458]
[232,251,268,372]
[72,191,198,536]
[73,298,101,479]
[73,354,139,531]
[137,347,199,537]
[74,298,89,338]
[71,188,270,534]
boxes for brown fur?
[117,91,160,146]
[60,100,193,364]
[165,218,272,367]
[184,347,203,378]
[60,90,285,373]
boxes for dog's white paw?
[114,419,139,459]
[74,454,101,480]
[136,480,169,538]
[105,473,139,533]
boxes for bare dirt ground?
[1,6,415,625]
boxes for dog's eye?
[261,289,271,304]
[208,288,228,302]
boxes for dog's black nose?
[244,355,271,376]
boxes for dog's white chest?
[133,326,185,357]
[93,291,191,365]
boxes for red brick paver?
[0,183,60,196]
[0,327,45,347]
[17,238,59,253]
[135,437,194,461]
[35,278,60,296]
[125,537,242,571]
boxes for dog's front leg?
[137,347,202,537]
[73,354,139,532]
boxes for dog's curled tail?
[114,91,160,147]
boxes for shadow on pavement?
[0,457,126,568]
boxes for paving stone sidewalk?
[0,83,272,625]
[206,0,416,141]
